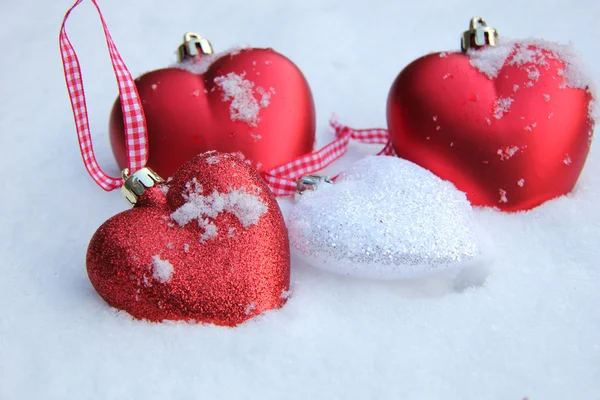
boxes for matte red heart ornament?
[110,37,316,179]
[86,152,290,326]
[387,26,596,211]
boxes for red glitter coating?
[86,152,290,326]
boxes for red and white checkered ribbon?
[59,0,148,191]
[264,118,394,196]
[59,1,391,195]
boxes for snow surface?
[1,0,600,399]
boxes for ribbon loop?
[60,0,148,191]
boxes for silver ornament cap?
[295,175,333,202]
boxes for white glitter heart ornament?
[288,156,488,280]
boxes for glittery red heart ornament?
[86,152,290,326]
[110,46,316,179]
[387,39,596,211]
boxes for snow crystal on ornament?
[150,255,174,283]
[170,178,268,243]
[288,156,487,280]
[205,156,220,165]
[497,145,520,161]
[493,96,514,119]
[499,189,508,203]
[467,38,597,119]
[214,72,273,127]
[467,38,515,79]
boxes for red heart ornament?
[110,48,316,178]
[387,40,595,211]
[86,152,290,326]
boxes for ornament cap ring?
[461,17,498,52]
[178,32,213,62]
[120,167,164,206]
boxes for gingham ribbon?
[264,118,394,196]
[59,0,148,191]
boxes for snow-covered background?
[1,0,599,398]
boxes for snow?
[497,145,520,161]
[498,189,508,203]
[205,155,220,164]
[493,96,514,119]
[468,38,598,116]
[214,72,273,127]
[2,1,600,399]
[149,255,174,283]
[170,178,268,234]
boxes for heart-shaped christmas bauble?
[387,39,596,211]
[86,152,290,326]
[288,156,487,280]
[110,47,316,178]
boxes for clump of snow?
[497,145,520,161]
[564,154,572,165]
[513,84,520,92]
[149,255,174,283]
[183,244,190,253]
[493,96,514,119]
[517,179,525,187]
[170,178,268,242]
[250,132,262,142]
[244,302,256,315]
[543,93,551,102]
[432,116,438,121]
[589,98,600,121]
[498,189,508,203]
[439,52,448,58]
[524,122,537,132]
[468,39,597,115]
[467,39,515,79]
[256,87,275,107]
[174,47,249,75]
[198,218,218,242]
[442,73,452,80]
[205,156,220,165]
[214,72,274,127]
[525,66,541,81]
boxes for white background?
[1,0,599,399]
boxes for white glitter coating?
[288,157,486,280]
